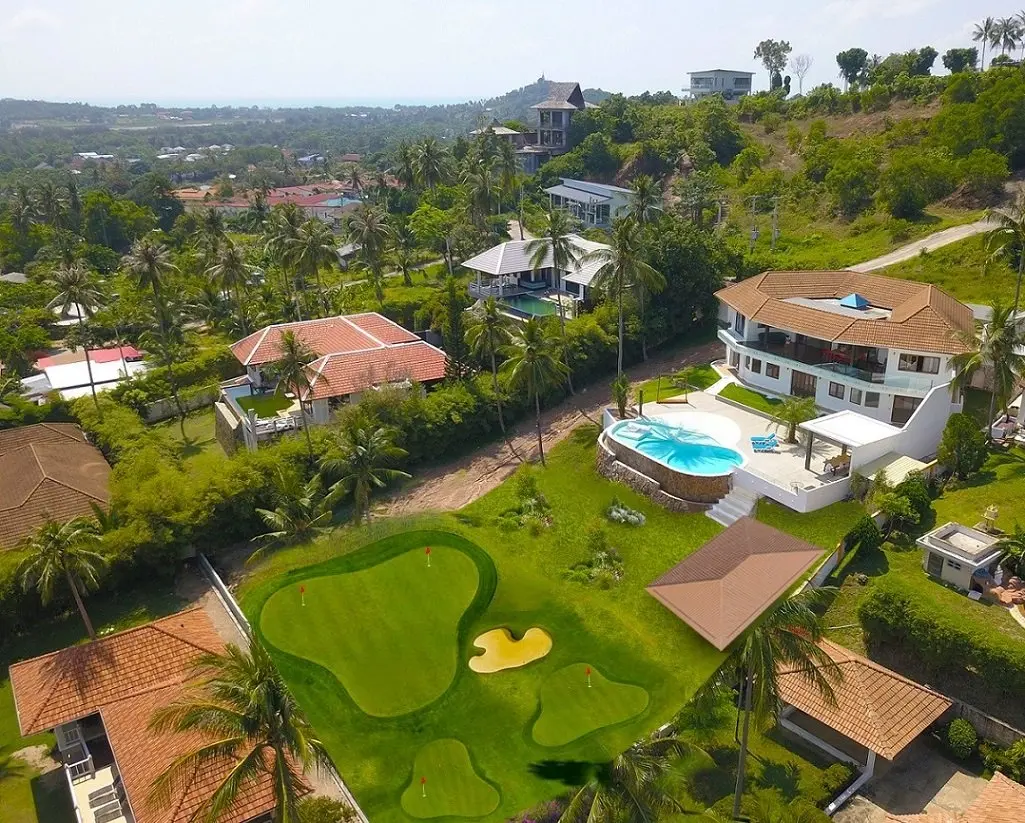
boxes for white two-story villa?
[715,271,974,427]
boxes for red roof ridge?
[26,442,109,503]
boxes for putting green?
[400,738,500,819]
[532,663,650,747]
[469,627,552,673]
[260,545,478,717]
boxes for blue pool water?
[609,419,745,476]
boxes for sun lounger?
[750,433,778,443]
[751,440,777,453]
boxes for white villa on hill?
[685,69,754,100]
[544,178,632,229]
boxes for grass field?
[883,234,1016,306]
[400,739,499,819]
[718,383,783,415]
[636,364,721,404]
[236,393,292,419]
[152,407,222,459]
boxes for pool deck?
[641,393,844,491]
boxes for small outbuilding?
[916,521,1003,593]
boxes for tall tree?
[346,204,393,306]
[753,39,793,89]
[141,324,193,439]
[501,318,568,466]
[123,236,178,334]
[47,262,103,410]
[205,238,253,335]
[789,54,813,94]
[986,192,1025,312]
[414,136,449,190]
[974,17,997,69]
[272,331,318,460]
[442,275,472,379]
[264,203,306,319]
[626,177,664,361]
[18,518,106,641]
[698,588,840,820]
[466,297,514,433]
[286,219,338,317]
[394,141,418,189]
[321,425,410,522]
[835,47,868,90]
[148,638,330,823]
[36,181,68,228]
[463,158,497,228]
[526,207,579,393]
[250,470,333,561]
[584,219,665,376]
[388,221,418,287]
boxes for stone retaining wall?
[596,437,715,513]
[601,434,729,503]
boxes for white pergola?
[798,410,902,471]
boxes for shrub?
[298,797,357,823]
[820,762,857,796]
[566,524,624,588]
[946,718,978,760]
[846,515,883,554]
[982,739,1025,782]
[938,412,988,479]
[606,497,646,526]
[895,472,933,524]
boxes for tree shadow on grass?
[685,744,738,808]
[527,760,597,786]
[752,759,801,800]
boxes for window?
[551,111,564,127]
[733,312,746,334]
[791,370,817,398]
[891,395,922,426]
[751,359,762,374]
[766,363,780,379]
[744,356,750,369]
[850,388,862,405]
[946,559,963,571]
[865,392,880,408]
[828,381,845,399]
[730,350,741,368]
[898,353,941,374]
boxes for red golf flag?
[300,585,306,594]
[586,666,591,675]
[421,776,426,785]
[425,547,431,555]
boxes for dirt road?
[848,219,993,272]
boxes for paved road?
[848,219,994,272]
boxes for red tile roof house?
[221,313,448,451]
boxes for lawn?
[756,499,866,550]
[152,407,222,459]
[236,393,292,419]
[240,432,835,821]
[883,234,1016,306]
[718,383,783,415]
[636,363,721,404]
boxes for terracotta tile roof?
[0,429,110,548]
[778,639,952,760]
[0,422,87,455]
[8,608,285,823]
[884,772,1025,822]
[646,518,824,650]
[346,312,420,345]
[303,341,448,401]
[716,271,974,355]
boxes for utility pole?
[715,198,727,228]
[770,196,781,251]
[747,195,760,253]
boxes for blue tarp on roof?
[839,293,870,309]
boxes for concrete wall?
[944,701,1025,748]
[921,548,976,591]
[143,386,218,423]
[895,383,956,461]
[213,401,241,456]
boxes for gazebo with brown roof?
[646,517,825,651]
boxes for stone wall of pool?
[596,434,726,511]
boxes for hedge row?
[110,344,242,413]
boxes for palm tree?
[8,186,38,238]
[626,177,664,360]
[466,298,514,433]
[995,17,1023,58]
[47,262,104,409]
[558,729,691,823]
[346,204,393,306]
[496,140,520,200]
[264,203,306,319]
[388,222,418,287]
[206,238,253,335]
[148,637,330,823]
[141,325,193,439]
[18,518,107,640]
[463,157,496,228]
[771,396,818,444]
[501,318,568,466]
[584,218,665,377]
[36,181,68,228]
[346,165,364,199]
[123,236,178,333]
[414,136,449,190]
[250,470,333,562]
[994,525,1025,578]
[197,207,227,267]
[975,17,997,69]
[286,219,338,317]
[952,299,1025,432]
[394,141,418,189]
[526,207,579,392]
[698,588,840,820]
[271,331,318,460]
[987,192,1025,313]
[321,426,410,522]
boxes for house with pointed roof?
[715,271,974,427]
[516,81,591,173]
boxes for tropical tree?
[953,299,1025,431]
[250,470,332,561]
[321,425,410,522]
[994,525,1025,578]
[771,396,818,443]
[987,192,1025,312]
[501,318,568,466]
[18,518,107,640]
[584,218,665,376]
[205,238,253,334]
[346,165,364,199]
[994,17,1023,58]
[47,262,104,409]
[286,219,338,317]
[463,157,497,227]
[388,222,418,287]
[123,236,178,333]
[526,207,579,392]
[36,181,68,227]
[557,729,691,823]
[394,141,417,189]
[698,588,840,820]
[197,207,227,267]
[974,16,997,69]
[264,203,306,319]
[466,297,514,433]
[271,331,318,460]
[414,137,449,190]
[148,638,331,823]
[140,325,193,438]
[346,204,393,306]
[623,179,665,362]
[611,373,631,418]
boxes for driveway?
[834,741,988,822]
[848,220,993,272]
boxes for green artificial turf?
[636,363,721,404]
[532,663,650,747]
[756,499,867,550]
[236,393,293,419]
[718,383,784,415]
[400,739,499,819]
[260,543,479,717]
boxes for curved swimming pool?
[608,418,745,477]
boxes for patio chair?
[750,432,778,442]
[751,439,777,453]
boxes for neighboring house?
[917,521,1003,593]
[222,313,447,450]
[8,608,289,823]
[884,771,1025,822]
[469,120,524,147]
[516,81,590,173]
[462,235,610,313]
[715,272,973,427]
[175,182,361,225]
[685,69,754,100]
[544,178,632,228]
[30,345,147,401]
[0,423,110,548]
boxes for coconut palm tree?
[995,17,1023,58]
[8,185,38,238]
[47,262,104,409]
[388,222,418,287]
[271,331,318,460]
[994,525,1025,578]
[986,192,1025,313]
[18,518,107,640]
[148,637,330,823]
[346,204,393,306]
[496,139,520,201]
[698,588,840,820]
[197,207,227,267]
[975,17,997,69]
[264,203,306,320]
[321,425,410,522]
[141,325,193,439]
[286,219,338,317]
[250,470,333,562]
[626,177,664,360]
[526,207,580,392]
[952,298,1025,432]
[770,396,818,444]
[584,218,665,377]
[414,136,449,190]
[205,238,253,335]
[36,181,68,228]
[501,318,568,466]
[123,236,178,334]
[557,729,692,823]
[466,298,514,433]
[463,157,496,228]
[394,141,418,189]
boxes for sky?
[0,0,1016,107]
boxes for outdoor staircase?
[705,487,760,527]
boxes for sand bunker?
[469,627,552,673]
